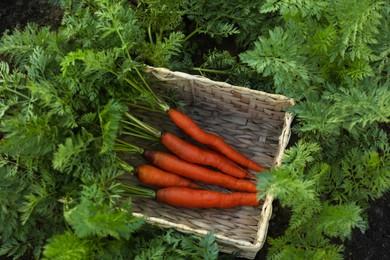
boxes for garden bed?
[1,1,389,259]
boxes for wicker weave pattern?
[121,67,294,259]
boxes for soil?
[343,192,390,260]
[0,1,389,259]
[0,0,63,35]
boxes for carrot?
[121,113,256,179]
[156,187,259,208]
[118,184,259,208]
[167,108,266,172]
[143,149,257,193]
[136,164,203,189]
[160,132,255,179]
[116,157,203,189]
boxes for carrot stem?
[120,129,158,142]
[123,112,161,138]
[192,67,230,75]
[116,157,135,173]
[119,183,156,199]
[114,139,144,154]
[126,102,166,114]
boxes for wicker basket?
[119,67,294,259]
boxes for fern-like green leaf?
[282,141,322,171]
[134,238,166,260]
[52,128,94,173]
[261,0,328,19]
[43,231,94,260]
[141,31,185,67]
[136,0,186,33]
[64,198,144,240]
[331,0,385,61]
[0,24,54,67]
[0,114,59,156]
[98,99,126,154]
[240,26,311,97]
[316,203,367,240]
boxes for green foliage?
[139,31,185,67]
[240,26,312,97]
[43,227,218,260]
[0,114,60,156]
[268,232,344,260]
[192,49,267,89]
[43,231,95,260]
[0,156,66,259]
[316,203,366,239]
[241,0,389,96]
[183,0,273,45]
[98,99,127,154]
[330,0,385,61]
[313,148,390,205]
[64,188,144,240]
[0,1,223,259]
[292,81,390,159]
[258,142,323,230]
[19,180,57,225]
[0,24,56,66]
[131,228,218,260]
[1,0,389,259]
[258,139,389,259]
[52,128,94,174]
[261,0,328,18]
[135,0,186,37]
[43,177,218,259]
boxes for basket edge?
[145,66,295,105]
[273,112,294,167]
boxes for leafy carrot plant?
[0,0,219,258]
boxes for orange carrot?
[143,149,257,193]
[156,187,259,208]
[167,108,266,172]
[121,112,257,178]
[136,164,203,189]
[160,132,255,179]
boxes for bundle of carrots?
[115,108,267,209]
